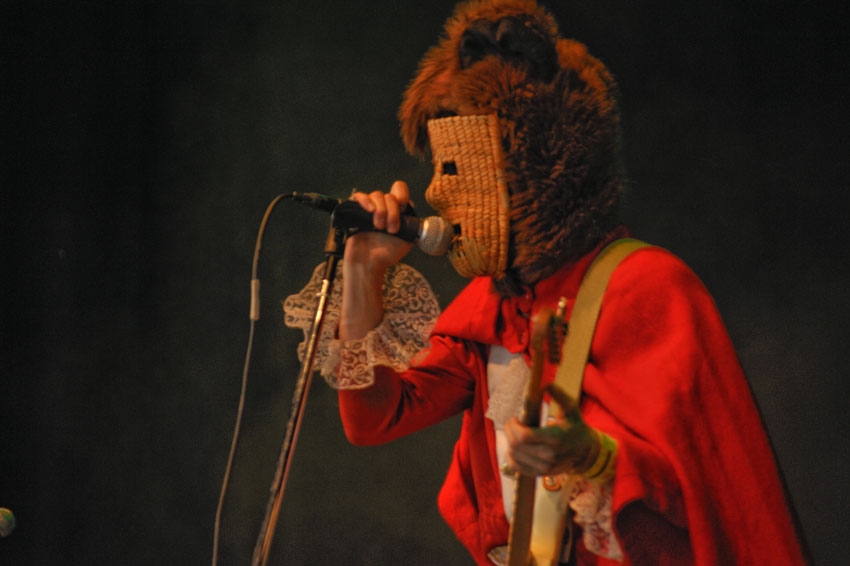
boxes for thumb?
[544,383,583,426]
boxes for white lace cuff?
[570,478,623,561]
[282,262,440,389]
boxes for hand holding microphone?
[291,181,453,257]
[309,181,441,342]
[341,182,422,277]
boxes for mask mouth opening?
[442,161,458,175]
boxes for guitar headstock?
[531,298,568,366]
[548,297,568,364]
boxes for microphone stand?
[250,221,347,566]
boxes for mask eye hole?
[442,161,458,175]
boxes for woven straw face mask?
[425,114,511,279]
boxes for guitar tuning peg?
[555,296,568,319]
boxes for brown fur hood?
[400,0,626,291]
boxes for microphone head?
[417,216,454,256]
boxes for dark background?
[2,1,848,564]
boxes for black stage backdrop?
[2,1,848,564]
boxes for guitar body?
[529,440,573,565]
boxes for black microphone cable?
[211,192,293,566]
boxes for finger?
[368,190,388,230]
[388,180,410,206]
[508,446,556,476]
[504,417,537,446]
[505,418,560,474]
[385,193,401,234]
[386,181,411,234]
[505,417,563,449]
[349,191,375,212]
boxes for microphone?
[0,508,15,537]
[290,192,453,256]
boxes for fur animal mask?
[399,0,625,294]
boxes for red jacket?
[339,237,807,565]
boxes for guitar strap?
[529,238,650,565]
[556,238,650,398]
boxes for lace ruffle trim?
[282,262,439,389]
[571,478,624,561]
[485,355,530,429]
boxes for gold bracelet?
[581,431,618,483]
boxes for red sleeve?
[338,334,480,446]
[582,247,806,564]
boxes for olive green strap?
[555,238,650,398]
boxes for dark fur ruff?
[399,0,625,293]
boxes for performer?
[284,1,808,564]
